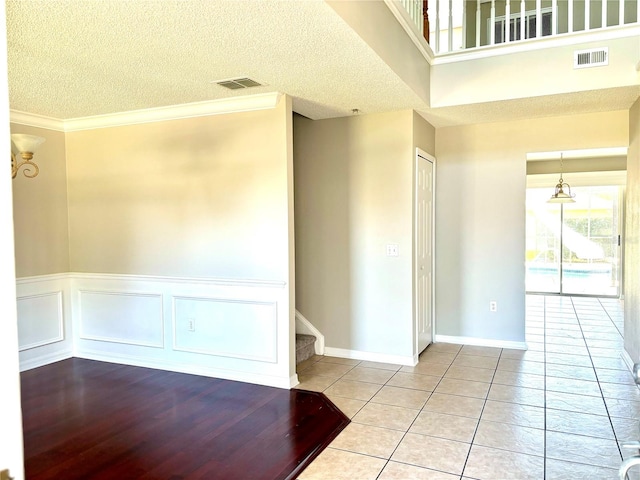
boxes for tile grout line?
[303,358,396,472]
[317,358,445,474]
[543,294,547,480]
[375,344,464,479]
[585,297,629,464]
[299,295,630,478]
[598,296,624,338]
[569,296,625,462]
[457,345,501,480]
[373,361,415,480]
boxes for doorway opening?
[526,169,626,298]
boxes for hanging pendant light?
[547,153,575,203]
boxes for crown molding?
[10,111,66,132]
[10,92,283,132]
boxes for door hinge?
[0,469,14,480]
[618,234,621,246]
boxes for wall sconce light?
[547,153,575,204]
[11,133,46,179]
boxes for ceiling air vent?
[215,78,263,90]
[573,48,608,69]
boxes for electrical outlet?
[187,318,195,332]
[1,469,14,480]
[489,301,497,312]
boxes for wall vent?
[215,78,263,90]
[573,48,608,69]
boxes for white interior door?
[415,152,435,354]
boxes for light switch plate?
[386,244,399,257]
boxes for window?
[492,7,553,43]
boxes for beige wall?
[294,113,351,349]
[11,124,69,278]
[328,0,430,105]
[625,100,640,365]
[413,111,436,154]
[65,99,292,282]
[436,110,628,342]
[12,97,297,387]
[295,110,434,359]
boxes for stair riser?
[296,344,315,364]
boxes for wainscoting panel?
[173,296,277,362]
[69,273,295,389]
[78,290,164,348]
[17,291,64,351]
[16,275,73,371]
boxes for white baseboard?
[76,350,297,389]
[19,349,73,372]
[295,310,325,355]
[622,348,636,374]
[434,334,527,351]
[324,347,417,367]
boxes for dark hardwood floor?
[21,358,349,480]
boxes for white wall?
[16,275,295,391]
[432,34,640,108]
[625,100,640,365]
[17,275,72,371]
[435,110,628,346]
[65,273,291,387]
[0,174,25,480]
[0,4,25,477]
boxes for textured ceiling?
[420,85,640,127]
[6,0,639,127]
[6,0,427,121]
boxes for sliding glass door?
[526,185,622,296]
[526,189,561,293]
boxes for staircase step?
[296,333,316,364]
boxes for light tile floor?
[295,295,640,480]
